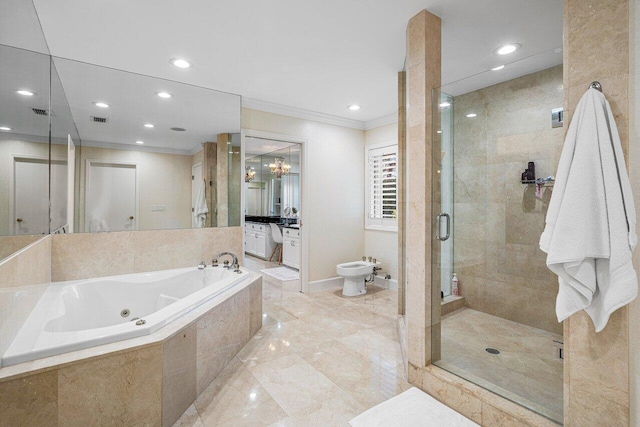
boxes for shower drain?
[120,309,130,318]
[485,348,500,355]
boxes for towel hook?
[589,81,602,92]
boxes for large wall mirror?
[0,48,242,263]
[53,58,241,233]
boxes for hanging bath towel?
[194,179,208,228]
[540,88,638,332]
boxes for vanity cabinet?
[244,222,274,260]
[282,227,300,270]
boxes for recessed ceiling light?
[439,101,451,108]
[491,65,505,71]
[94,102,110,108]
[0,126,11,131]
[135,140,144,144]
[496,44,521,55]
[144,123,155,128]
[348,104,361,111]
[466,113,477,118]
[170,58,192,69]
[436,130,442,134]
[16,90,35,96]
[157,92,172,98]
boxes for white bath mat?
[261,266,300,281]
[349,387,479,427]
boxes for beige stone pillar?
[564,0,631,424]
[405,10,441,368]
[397,70,406,316]
[216,133,229,227]
[202,142,217,228]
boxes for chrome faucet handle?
[233,263,241,273]
[212,259,218,267]
[367,256,372,262]
[362,256,366,261]
[198,261,206,270]
[223,260,231,269]
[372,258,377,264]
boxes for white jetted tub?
[2,266,250,367]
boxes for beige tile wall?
[404,2,634,425]
[51,227,242,282]
[563,0,631,425]
[452,65,564,335]
[630,0,640,424]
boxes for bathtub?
[2,266,250,367]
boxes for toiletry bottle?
[452,273,459,296]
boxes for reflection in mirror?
[50,58,241,232]
[244,138,300,221]
[0,44,53,261]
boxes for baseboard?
[307,276,343,292]
[374,275,398,291]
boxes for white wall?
[79,146,192,231]
[630,1,639,424]
[242,108,365,282]
[364,122,398,280]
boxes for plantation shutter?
[366,144,397,230]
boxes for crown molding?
[364,112,398,130]
[242,97,365,130]
[80,139,195,156]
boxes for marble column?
[405,10,441,368]
[216,134,229,227]
[563,0,631,425]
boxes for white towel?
[540,88,637,332]
[194,180,208,228]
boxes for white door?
[191,163,203,227]
[13,158,49,235]
[255,232,266,258]
[86,161,137,232]
[282,237,293,267]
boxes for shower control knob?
[362,256,366,261]
[16,218,23,223]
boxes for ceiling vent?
[91,116,109,123]
[31,107,55,117]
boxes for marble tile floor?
[436,307,563,423]
[173,255,408,426]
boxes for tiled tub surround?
[3,266,251,367]
[0,273,262,426]
[451,65,564,336]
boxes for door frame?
[9,154,66,235]
[240,129,309,293]
[85,159,140,232]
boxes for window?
[366,142,398,231]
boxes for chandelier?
[245,166,256,182]
[269,157,291,178]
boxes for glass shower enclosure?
[431,51,565,423]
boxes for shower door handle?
[436,213,450,241]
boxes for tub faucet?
[216,252,238,269]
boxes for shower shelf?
[520,179,554,186]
